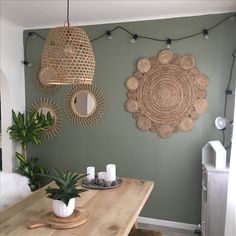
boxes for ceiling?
[1,0,236,29]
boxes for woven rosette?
[125,50,208,138]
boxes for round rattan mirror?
[64,84,105,127]
[30,98,62,138]
[71,90,97,117]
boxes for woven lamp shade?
[40,26,95,85]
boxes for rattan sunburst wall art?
[30,98,63,139]
[125,50,209,138]
[64,84,105,127]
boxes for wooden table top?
[0,178,154,236]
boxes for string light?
[22,61,32,67]
[131,34,138,43]
[166,38,172,49]
[106,31,112,40]
[23,14,235,66]
[202,29,209,40]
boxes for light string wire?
[23,13,236,65]
[223,51,236,149]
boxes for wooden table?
[0,178,154,236]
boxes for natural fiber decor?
[125,50,209,138]
[33,62,59,94]
[64,84,105,127]
[39,26,95,85]
[29,98,62,139]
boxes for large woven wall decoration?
[125,50,208,138]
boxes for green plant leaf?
[16,152,26,163]
[42,168,88,205]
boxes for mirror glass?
[72,91,96,117]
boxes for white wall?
[0,18,25,172]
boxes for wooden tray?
[49,208,81,223]
[82,177,123,190]
[27,207,88,230]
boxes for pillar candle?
[86,166,95,181]
[106,164,116,182]
[98,172,107,180]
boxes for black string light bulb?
[131,34,138,43]
[106,31,112,40]
[202,29,209,40]
[166,38,172,49]
[22,61,32,67]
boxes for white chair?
[0,171,31,211]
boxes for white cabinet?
[201,164,229,236]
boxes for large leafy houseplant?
[8,110,54,190]
[43,168,88,217]
[16,152,48,190]
[8,110,54,157]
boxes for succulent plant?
[43,168,88,206]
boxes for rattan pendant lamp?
[39,0,95,85]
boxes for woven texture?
[33,62,59,93]
[29,98,62,139]
[125,50,208,138]
[40,26,95,85]
[64,84,105,127]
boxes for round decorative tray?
[82,177,123,190]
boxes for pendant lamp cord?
[67,0,70,23]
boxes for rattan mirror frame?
[30,98,62,139]
[71,90,97,118]
[64,84,105,127]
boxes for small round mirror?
[71,90,96,117]
[30,98,62,139]
[64,84,105,127]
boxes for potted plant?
[8,110,54,158]
[8,110,54,190]
[43,168,88,217]
[16,152,48,191]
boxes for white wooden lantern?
[202,140,227,169]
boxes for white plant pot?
[52,198,75,217]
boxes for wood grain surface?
[0,178,154,236]
[27,208,89,229]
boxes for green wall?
[24,13,236,224]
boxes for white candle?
[86,166,95,181]
[106,164,116,182]
[98,172,107,180]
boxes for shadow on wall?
[0,68,13,172]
